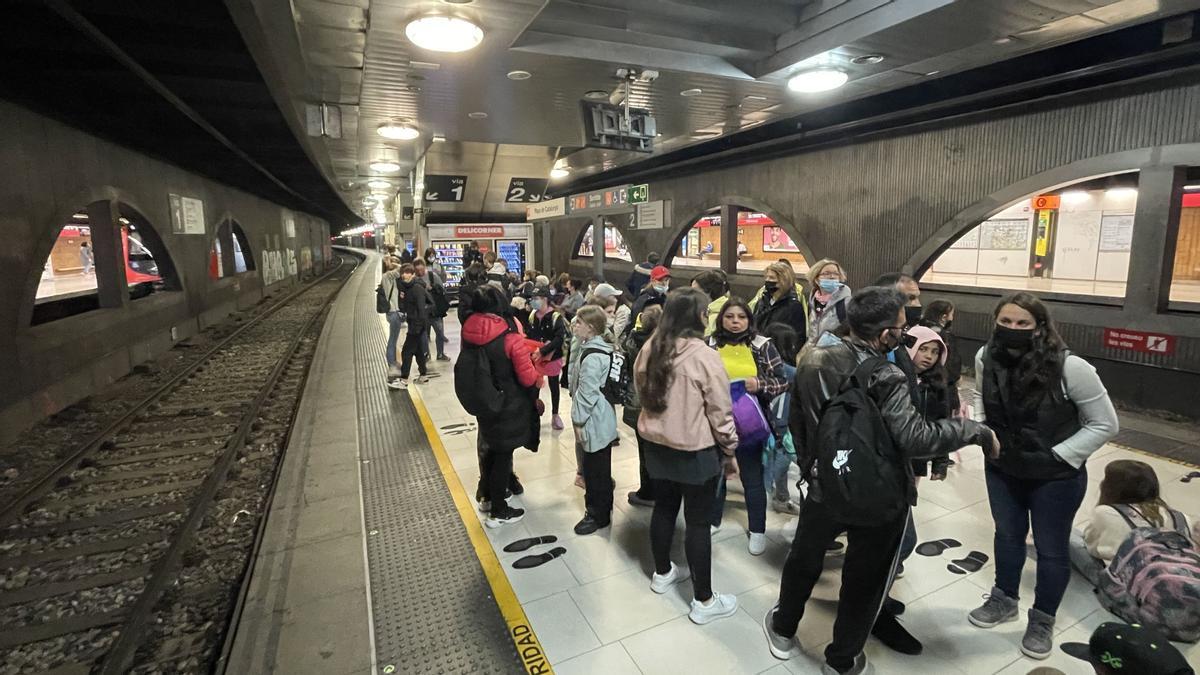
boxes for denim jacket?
[569,336,619,453]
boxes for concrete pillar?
[719,202,738,275]
[1125,165,1184,317]
[540,221,551,274]
[85,199,127,309]
[592,215,605,281]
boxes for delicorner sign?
[525,197,566,221]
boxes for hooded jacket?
[397,276,431,331]
[807,284,852,345]
[569,336,619,454]
[486,263,511,296]
[461,312,541,452]
[790,336,992,505]
[634,337,738,454]
[905,326,953,476]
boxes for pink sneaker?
[551,414,564,430]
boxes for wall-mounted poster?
[950,227,981,249]
[1099,213,1134,252]
[980,219,1030,250]
[762,226,799,253]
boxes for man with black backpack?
[762,286,999,675]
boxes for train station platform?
[228,251,1200,675]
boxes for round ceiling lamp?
[405,15,483,53]
[550,167,570,179]
[787,68,849,93]
[584,89,608,100]
[369,160,401,173]
[680,88,703,97]
[366,179,392,189]
[377,122,420,140]
[507,70,532,80]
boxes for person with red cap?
[624,265,671,339]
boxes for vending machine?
[496,239,527,277]
[432,240,467,291]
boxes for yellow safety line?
[408,387,554,675]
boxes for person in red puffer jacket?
[460,286,543,527]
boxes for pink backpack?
[1096,504,1200,642]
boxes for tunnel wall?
[0,101,332,441]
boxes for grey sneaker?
[821,652,867,675]
[763,606,802,660]
[968,586,1019,628]
[1021,608,1055,659]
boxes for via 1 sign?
[423,175,467,202]
[1103,328,1176,355]
[505,177,549,203]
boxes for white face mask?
[653,282,669,294]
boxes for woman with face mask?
[752,262,808,342]
[968,293,1118,661]
[805,258,852,346]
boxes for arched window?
[574,223,631,261]
[671,206,810,275]
[120,203,181,300]
[923,172,1139,299]
[209,219,255,279]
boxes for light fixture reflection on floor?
[787,68,848,93]
[405,15,483,52]
[367,179,392,189]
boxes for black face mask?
[904,305,922,327]
[990,325,1036,365]
[941,320,953,332]
[763,281,779,296]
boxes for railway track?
[0,251,361,675]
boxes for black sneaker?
[884,597,906,616]
[486,506,525,529]
[573,513,609,535]
[509,474,524,496]
[825,540,846,556]
[871,611,922,655]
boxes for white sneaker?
[749,532,768,556]
[689,592,738,625]
[385,378,405,390]
[710,524,721,536]
[650,562,687,594]
[413,375,428,384]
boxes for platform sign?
[505,177,549,203]
[168,194,206,235]
[1103,328,1176,355]
[567,185,631,215]
[526,197,566,220]
[423,175,467,202]
[632,200,667,230]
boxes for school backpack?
[813,356,906,527]
[375,282,393,314]
[453,320,516,417]
[580,348,632,406]
[1096,504,1200,642]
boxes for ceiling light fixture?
[377,122,420,140]
[1061,190,1090,204]
[507,70,532,80]
[1106,187,1138,197]
[432,134,447,142]
[584,89,608,100]
[468,111,488,119]
[550,167,570,179]
[367,179,392,189]
[680,88,703,97]
[787,68,849,93]
[1184,184,1200,190]
[850,54,885,65]
[369,160,401,173]
[405,15,483,53]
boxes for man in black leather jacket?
[763,286,999,675]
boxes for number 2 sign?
[505,177,549,203]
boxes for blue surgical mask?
[532,299,545,311]
[818,279,842,293]
[653,282,669,294]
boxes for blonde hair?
[575,305,608,338]
[806,258,846,287]
[766,262,795,298]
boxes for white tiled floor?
[399,314,1200,675]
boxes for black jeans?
[774,497,906,673]
[478,437,515,516]
[711,442,767,533]
[651,476,719,602]
[547,374,561,415]
[633,432,656,500]
[581,443,614,523]
[399,326,428,378]
[985,465,1088,615]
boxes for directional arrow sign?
[423,175,467,202]
[628,184,649,204]
[505,177,549,203]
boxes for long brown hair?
[990,292,1068,405]
[637,288,707,414]
[1098,460,1171,527]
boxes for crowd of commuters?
[415,243,1194,675]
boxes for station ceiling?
[265,0,1200,223]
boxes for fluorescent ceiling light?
[1061,190,1090,204]
[405,16,483,53]
[369,160,401,173]
[377,123,419,140]
[1106,187,1138,197]
[787,68,849,93]
[550,167,570,179]
[367,179,392,189]
[432,134,447,142]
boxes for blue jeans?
[429,317,447,357]
[385,311,404,366]
[764,444,792,502]
[985,465,1088,615]
[712,443,766,533]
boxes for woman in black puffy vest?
[967,292,1118,661]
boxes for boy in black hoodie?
[392,263,431,389]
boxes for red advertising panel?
[1103,328,1175,355]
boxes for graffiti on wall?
[261,248,298,286]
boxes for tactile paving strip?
[351,267,523,674]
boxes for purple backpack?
[1096,504,1200,642]
[730,380,771,450]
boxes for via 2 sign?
[505,177,549,203]
[1103,328,1176,355]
